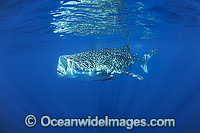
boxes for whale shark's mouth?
[57,56,68,77]
[57,56,86,78]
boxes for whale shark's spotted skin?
[57,44,157,81]
[67,47,135,72]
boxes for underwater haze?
[0,0,200,132]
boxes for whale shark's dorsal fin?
[123,44,130,52]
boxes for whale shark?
[57,44,157,81]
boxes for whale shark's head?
[57,54,112,80]
[57,55,84,78]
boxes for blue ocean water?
[0,0,200,132]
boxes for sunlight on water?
[50,0,160,39]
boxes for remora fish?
[57,44,157,81]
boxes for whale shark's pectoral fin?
[121,71,143,80]
[99,78,114,81]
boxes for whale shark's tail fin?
[140,49,158,73]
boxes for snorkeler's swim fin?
[140,49,158,73]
